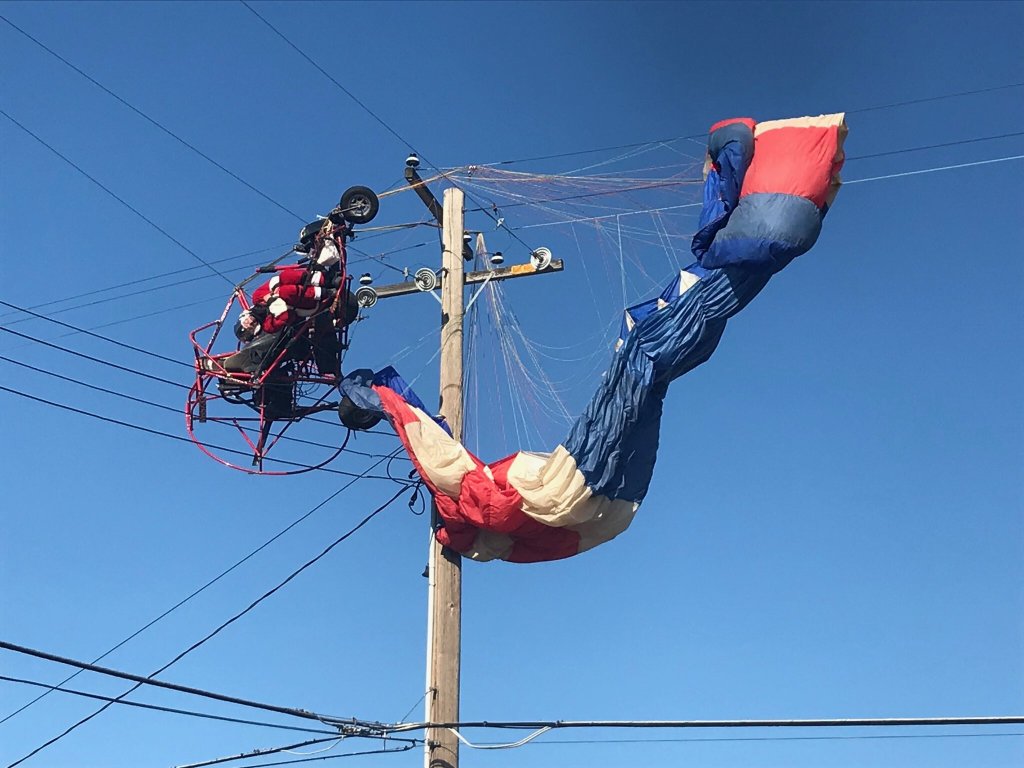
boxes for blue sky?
[1,2,1022,767]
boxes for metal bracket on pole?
[464,272,494,313]
[405,157,444,225]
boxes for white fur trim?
[268,298,289,317]
[317,240,340,266]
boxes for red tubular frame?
[185,230,354,474]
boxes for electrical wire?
[0,675,341,736]
[0,642,365,730]
[3,484,413,766]
[481,732,1024,746]
[0,107,235,286]
[0,13,308,222]
[222,742,416,768]
[0,382,406,479]
[843,154,1024,185]
[237,1,542,259]
[0,299,189,368]
[468,82,1024,169]
[846,131,1024,161]
[0,448,404,726]
[0,326,189,389]
[388,716,1024,735]
[174,736,423,768]
[0,244,290,322]
[176,737,343,768]
[464,177,701,213]
[0,351,398,460]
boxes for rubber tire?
[339,186,379,224]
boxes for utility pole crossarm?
[368,259,564,301]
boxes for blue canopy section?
[691,120,755,260]
[700,192,823,273]
[340,365,450,435]
[564,264,771,503]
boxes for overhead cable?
[0,641,366,729]
[0,108,235,287]
[388,715,1024,735]
[237,1,541,257]
[3,484,412,766]
[0,383,405,480]
[0,448,404,725]
[0,13,308,222]
[0,299,190,368]
[0,675,340,736]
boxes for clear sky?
[1,2,1022,767]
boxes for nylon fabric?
[338,112,847,563]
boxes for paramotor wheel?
[339,186,379,224]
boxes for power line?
[0,382,405,479]
[0,326,189,389]
[0,448,404,726]
[220,743,416,768]
[844,154,1024,185]
[0,675,341,736]
[238,1,541,260]
[2,484,413,766]
[0,352,396,460]
[387,715,1024,737]
[464,178,702,213]
[238,1,419,158]
[0,108,235,286]
[846,131,1024,161]
[174,736,419,768]
[498,732,1024,746]
[0,642,367,729]
[846,81,1024,115]
[475,82,1024,169]
[8,234,430,326]
[0,244,289,322]
[176,737,344,768]
[0,299,190,368]
[0,353,186,413]
[0,13,308,223]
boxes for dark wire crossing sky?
[1,2,1022,768]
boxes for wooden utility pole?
[358,160,563,768]
[425,188,465,768]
